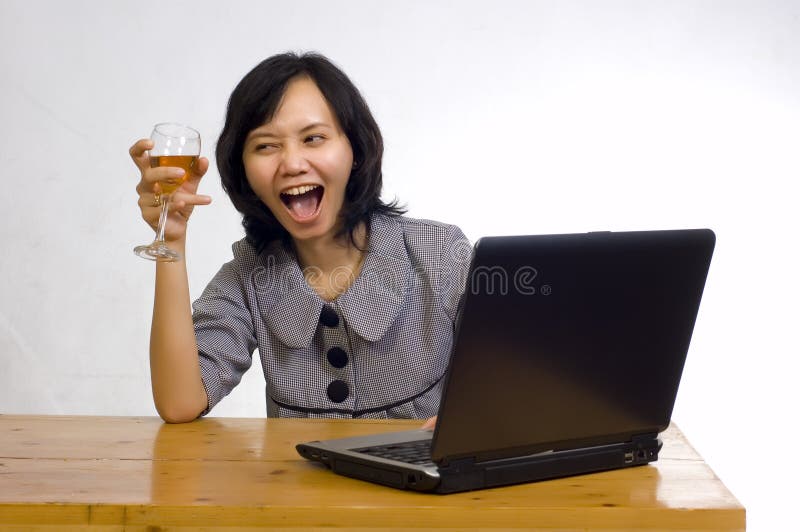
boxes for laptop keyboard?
[353,439,436,467]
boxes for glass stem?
[155,194,170,245]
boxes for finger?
[137,193,160,210]
[171,191,212,208]
[136,177,163,196]
[137,187,167,210]
[186,156,210,182]
[141,166,186,187]
[169,199,199,223]
[129,139,154,171]
[170,199,193,220]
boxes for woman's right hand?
[421,416,437,431]
[130,138,212,243]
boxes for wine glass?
[133,123,201,262]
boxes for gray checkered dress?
[192,214,472,418]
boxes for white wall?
[1,1,797,529]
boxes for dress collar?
[258,214,412,348]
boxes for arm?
[421,225,472,431]
[150,257,209,423]
[130,138,212,423]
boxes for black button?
[327,347,348,368]
[327,380,349,403]
[319,305,339,328]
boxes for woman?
[131,52,469,423]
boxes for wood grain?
[0,415,745,530]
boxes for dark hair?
[216,51,404,252]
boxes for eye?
[254,143,278,152]
[305,134,325,145]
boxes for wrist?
[155,236,186,259]
[169,238,187,254]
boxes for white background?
[1,1,798,530]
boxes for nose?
[279,142,310,176]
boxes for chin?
[285,218,337,243]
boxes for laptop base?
[297,432,662,493]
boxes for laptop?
[297,229,715,493]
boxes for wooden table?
[0,415,744,531]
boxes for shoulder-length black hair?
[216,51,404,252]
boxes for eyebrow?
[247,122,334,142]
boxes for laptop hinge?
[632,433,659,444]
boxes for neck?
[293,223,367,275]
[294,223,367,302]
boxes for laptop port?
[407,474,417,485]
[624,451,634,464]
[637,450,647,460]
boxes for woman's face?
[243,76,354,245]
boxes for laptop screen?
[432,229,715,464]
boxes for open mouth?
[280,184,324,220]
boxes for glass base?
[133,242,181,262]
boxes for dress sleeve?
[438,225,472,325]
[192,258,257,415]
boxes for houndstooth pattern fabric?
[192,214,472,418]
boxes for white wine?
[150,155,197,194]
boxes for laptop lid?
[431,229,715,465]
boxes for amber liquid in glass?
[150,155,197,194]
